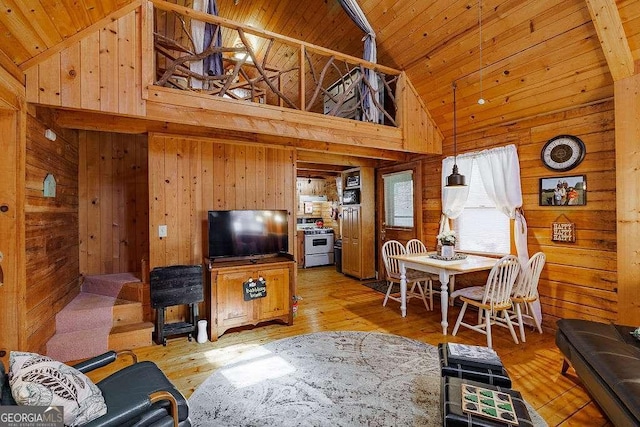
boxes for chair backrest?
[406,239,427,254]
[482,255,520,310]
[513,252,546,299]
[381,240,406,279]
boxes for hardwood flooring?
[86,266,613,426]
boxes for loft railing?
[150,0,402,126]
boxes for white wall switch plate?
[158,225,167,238]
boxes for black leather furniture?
[438,343,512,388]
[1,350,190,427]
[556,318,640,426]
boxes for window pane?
[383,171,413,227]
[455,164,510,253]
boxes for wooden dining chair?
[381,240,432,311]
[451,255,521,348]
[510,252,546,342]
[405,239,439,309]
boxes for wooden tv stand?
[206,255,295,341]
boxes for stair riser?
[109,326,154,350]
[113,303,143,325]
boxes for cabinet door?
[256,267,290,319]
[216,270,255,328]
[342,206,361,276]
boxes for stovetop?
[302,227,334,234]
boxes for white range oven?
[303,228,335,267]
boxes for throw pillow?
[9,352,107,426]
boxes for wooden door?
[376,162,423,277]
[256,266,290,319]
[216,269,255,328]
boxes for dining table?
[391,252,498,335]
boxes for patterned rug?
[189,331,547,426]
[361,279,394,294]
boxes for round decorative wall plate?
[541,135,585,172]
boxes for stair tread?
[65,292,140,309]
[111,322,154,334]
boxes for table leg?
[438,272,451,334]
[400,261,407,317]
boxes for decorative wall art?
[551,214,576,242]
[539,175,586,206]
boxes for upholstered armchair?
[1,350,190,427]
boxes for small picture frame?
[539,175,586,206]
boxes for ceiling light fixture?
[446,82,466,187]
[477,0,485,105]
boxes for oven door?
[304,233,335,267]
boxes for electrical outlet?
[158,225,167,238]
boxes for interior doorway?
[376,161,423,278]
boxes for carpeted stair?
[46,273,154,362]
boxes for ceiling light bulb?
[478,98,485,105]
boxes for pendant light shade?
[446,82,466,187]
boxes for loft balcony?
[23,0,442,159]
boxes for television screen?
[208,210,289,260]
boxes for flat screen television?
[208,209,289,260]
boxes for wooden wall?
[398,73,444,155]
[23,5,145,117]
[148,134,296,269]
[78,131,149,275]
[419,100,616,330]
[25,111,80,354]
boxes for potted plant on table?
[437,230,457,259]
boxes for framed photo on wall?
[539,175,586,206]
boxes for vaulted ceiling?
[2,0,639,142]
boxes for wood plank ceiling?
[2,0,640,146]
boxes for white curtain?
[440,144,539,324]
[337,0,379,123]
[473,145,529,266]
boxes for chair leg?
[528,301,543,333]
[485,309,492,348]
[415,281,430,310]
[448,276,456,306]
[383,282,393,306]
[503,309,520,344]
[428,279,434,311]
[515,302,526,342]
[452,302,468,336]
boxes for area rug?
[189,331,547,426]
[362,279,394,294]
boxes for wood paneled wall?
[398,73,443,155]
[420,100,616,330]
[23,6,145,117]
[25,112,79,354]
[148,133,297,269]
[78,131,149,275]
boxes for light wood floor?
[87,266,612,426]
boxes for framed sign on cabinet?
[539,175,586,206]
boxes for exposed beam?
[297,152,382,168]
[615,72,640,325]
[585,0,635,81]
[50,107,410,161]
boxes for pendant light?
[477,0,485,105]
[446,81,466,187]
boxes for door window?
[383,171,413,228]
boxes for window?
[454,163,510,254]
[383,171,413,227]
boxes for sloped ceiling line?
[585,0,635,81]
